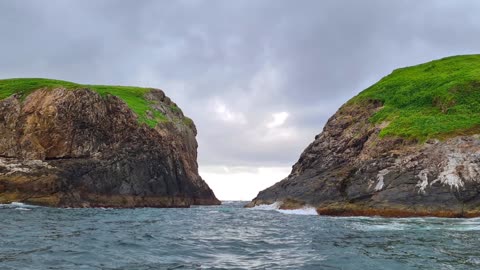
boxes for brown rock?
[249,100,480,217]
[0,88,220,207]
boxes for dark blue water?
[1,202,480,270]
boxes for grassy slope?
[0,78,171,127]
[352,54,480,141]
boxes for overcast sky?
[1,0,479,200]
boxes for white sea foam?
[277,208,318,216]
[251,202,281,211]
[250,202,318,216]
[10,202,29,207]
[0,202,37,210]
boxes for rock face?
[0,87,220,207]
[249,56,480,217]
[249,101,480,217]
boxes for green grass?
[0,78,168,127]
[183,116,194,127]
[169,104,182,114]
[0,78,80,100]
[351,54,480,141]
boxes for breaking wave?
[250,202,318,215]
[0,202,37,211]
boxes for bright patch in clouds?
[212,99,247,124]
[267,112,289,128]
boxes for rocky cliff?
[249,55,480,217]
[0,79,220,207]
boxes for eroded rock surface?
[249,100,480,217]
[0,88,220,207]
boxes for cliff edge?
[249,55,480,217]
[0,78,220,207]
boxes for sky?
[1,0,480,200]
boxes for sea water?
[1,201,479,269]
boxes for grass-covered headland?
[0,78,176,127]
[352,54,480,141]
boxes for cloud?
[267,112,289,128]
[1,0,480,199]
[212,98,247,124]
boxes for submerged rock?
[0,82,220,207]
[249,55,480,217]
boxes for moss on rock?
[0,78,191,128]
[352,54,480,141]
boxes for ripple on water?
[0,202,480,270]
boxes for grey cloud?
[1,0,480,169]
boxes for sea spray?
[250,202,318,216]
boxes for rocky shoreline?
[249,59,480,218]
[0,87,220,208]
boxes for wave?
[277,208,318,216]
[15,207,32,211]
[348,217,480,232]
[350,222,408,231]
[250,202,318,216]
[0,202,37,210]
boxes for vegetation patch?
[182,117,194,127]
[0,78,177,128]
[169,104,182,114]
[351,54,480,141]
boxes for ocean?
[1,201,479,270]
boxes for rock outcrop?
[0,86,220,207]
[248,55,480,217]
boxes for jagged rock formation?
[0,83,220,207]
[248,55,480,217]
